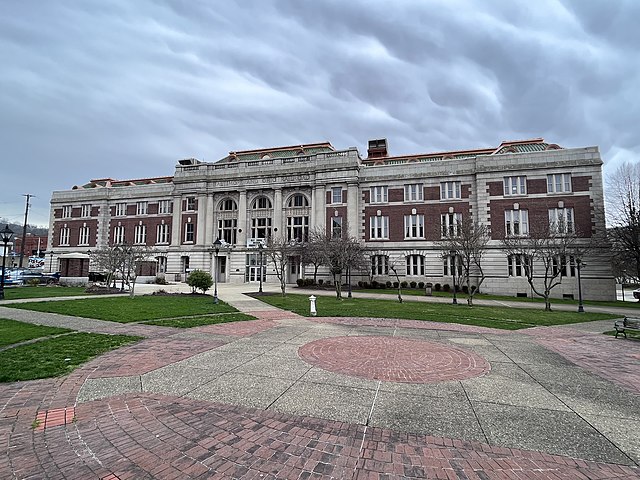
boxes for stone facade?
[48,139,615,300]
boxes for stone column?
[196,195,207,246]
[238,190,247,247]
[347,183,359,238]
[204,194,214,244]
[171,195,181,245]
[273,188,283,237]
[313,185,325,232]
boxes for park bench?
[614,317,640,339]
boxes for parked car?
[0,268,25,286]
[633,288,640,300]
[21,270,60,285]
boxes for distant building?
[48,138,614,300]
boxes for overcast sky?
[1,0,638,226]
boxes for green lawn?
[3,286,90,300]
[0,319,71,347]
[0,332,141,382]
[143,312,256,328]
[8,295,238,323]
[259,294,618,330]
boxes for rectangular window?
[504,210,529,237]
[134,224,147,244]
[251,217,272,239]
[156,224,170,244]
[404,183,424,202]
[508,254,531,277]
[371,255,389,276]
[62,205,72,218]
[440,181,461,200]
[404,214,424,239]
[441,213,462,238]
[331,187,343,204]
[369,215,389,239]
[136,201,148,215]
[549,208,575,234]
[81,204,91,217]
[59,227,70,246]
[218,219,237,245]
[186,197,196,211]
[78,226,90,246]
[503,176,527,196]
[331,216,342,238]
[115,203,126,216]
[443,255,463,276]
[184,223,194,243]
[547,173,572,193]
[113,226,125,244]
[370,186,388,203]
[158,200,171,214]
[406,255,425,276]
[287,216,309,242]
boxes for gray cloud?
[0,0,638,225]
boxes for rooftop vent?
[178,158,201,166]
[367,138,388,158]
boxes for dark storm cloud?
[0,0,638,225]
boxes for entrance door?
[287,256,300,284]
[246,254,265,283]
[217,256,227,283]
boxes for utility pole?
[18,194,33,268]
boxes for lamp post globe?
[213,238,222,304]
[0,225,15,301]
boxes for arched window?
[261,154,271,160]
[252,196,272,209]
[219,198,237,211]
[287,194,309,208]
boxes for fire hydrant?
[309,295,317,316]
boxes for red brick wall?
[60,258,89,277]
[425,186,439,201]
[51,220,98,247]
[388,188,403,202]
[573,176,591,192]
[527,179,547,194]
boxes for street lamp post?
[450,250,458,305]
[0,225,15,301]
[213,238,221,304]
[576,258,585,313]
[257,243,264,294]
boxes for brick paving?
[299,336,490,383]
[193,319,279,337]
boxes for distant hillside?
[0,218,48,236]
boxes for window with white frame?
[136,201,148,215]
[505,209,529,236]
[443,254,463,276]
[184,222,194,243]
[220,198,237,211]
[370,186,388,203]
[441,212,462,238]
[252,196,271,209]
[218,219,237,245]
[81,204,91,217]
[331,216,342,238]
[62,205,72,218]
[251,217,272,239]
[552,255,576,277]
[404,214,424,239]
[331,187,343,204]
[547,173,572,193]
[134,224,147,244]
[59,226,70,246]
[404,183,423,202]
[406,255,425,276]
[113,225,125,244]
[371,255,389,275]
[156,223,170,244]
[504,176,527,196]
[115,203,126,216]
[186,197,196,211]
[78,225,90,245]
[287,216,309,242]
[158,200,171,214]
[548,207,575,234]
[508,254,531,277]
[440,181,461,200]
[287,194,309,207]
[369,215,389,239]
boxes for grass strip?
[3,286,89,300]
[0,332,141,382]
[143,313,256,328]
[0,319,71,348]
[8,295,238,323]
[258,294,617,330]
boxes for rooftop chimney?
[367,138,388,158]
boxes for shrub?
[400,281,408,288]
[470,285,477,293]
[358,281,363,288]
[418,282,425,289]
[385,281,392,288]
[318,279,324,286]
[155,275,168,285]
[371,280,379,289]
[27,278,40,287]
[362,281,369,289]
[443,283,450,292]
[186,269,213,294]
[434,283,441,291]
[426,282,433,288]
[409,281,417,289]
[296,278,304,287]
[305,278,316,287]
[393,281,399,288]
[462,285,469,294]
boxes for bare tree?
[439,217,490,306]
[300,227,325,284]
[89,245,122,287]
[317,230,366,299]
[606,162,640,281]
[123,245,154,298]
[265,235,300,296]
[89,244,154,297]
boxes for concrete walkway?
[0,283,639,479]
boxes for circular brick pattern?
[298,335,490,383]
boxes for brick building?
[48,138,614,299]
